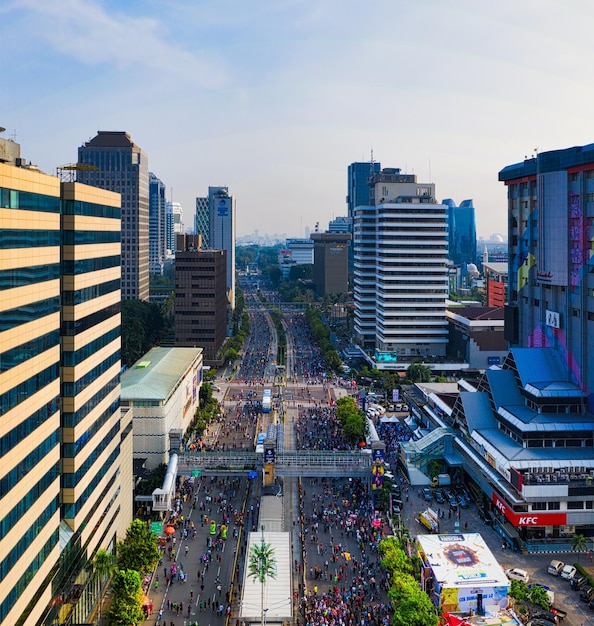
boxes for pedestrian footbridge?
[176,450,373,478]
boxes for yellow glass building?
[0,150,132,625]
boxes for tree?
[107,569,145,626]
[406,363,432,383]
[571,533,589,563]
[247,527,277,626]
[389,573,439,626]
[526,584,550,610]
[117,519,160,573]
[92,549,114,624]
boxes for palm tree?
[571,533,589,563]
[92,549,114,625]
[247,526,277,626]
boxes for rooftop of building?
[446,306,504,321]
[121,346,202,402]
[81,131,135,148]
[499,142,594,181]
[482,262,508,274]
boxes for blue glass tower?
[443,198,477,266]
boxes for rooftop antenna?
[370,147,375,174]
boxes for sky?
[2,0,594,240]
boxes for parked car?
[448,495,459,509]
[547,560,564,576]
[422,488,432,502]
[505,568,530,583]
[458,495,469,508]
[571,575,588,590]
[580,586,594,602]
[434,490,445,504]
[531,610,559,624]
[589,596,594,611]
[560,565,577,580]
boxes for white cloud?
[15,0,228,89]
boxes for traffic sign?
[191,469,202,478]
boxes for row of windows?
[62,303,121,337]
[0,431,59,498]
[0,330,60,374]
[62,423,120,488]
[63,396,119,458]
[531,501,561,510]
[0,187,60,212]
[62,327,120,367]
[62,231,120,245]
[567,500,594,509]
[62,199,120,219]
[62,350,120,397]
[0,398,59,457]
[62,450,120,519]
[0,296,60,332]
[0,528,59,623]
[0,230,60,248]
[62,279,120,306]
[0,497,58,585]
[62,382,119,429]
[62,255,120,276]
[0,364,59,415]
[0,263,61,291]
[0,468,58,549]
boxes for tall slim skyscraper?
[195,196,210,247]
[149,172,167,274]
[499,143,594,406]
[166,201,184,252]
[346,160,381,226]
[353,168,449,361]
[443,198,477,266]
[0,142,131,625]
[209,186,236,308]
[77,131,149,300]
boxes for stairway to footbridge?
[176,450,373,478]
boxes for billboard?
[217,198,229,217]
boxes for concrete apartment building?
[174,234,228,361]
[77,131,150,301]
[0,139,132,625]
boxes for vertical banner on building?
[392,389,399,402]
[371,448,385,490]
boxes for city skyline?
[2,0,593,238]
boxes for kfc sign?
[491,492,566,526]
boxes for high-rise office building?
[195,196,210,248]
[0,143,131,625]
[499,143,594,404]
[149,172,167,274]
[208,186,236,309]
[166,201,184,252]
[353,168,449,361]
[346,160,381,226]
[174,234,228,359]
[443,198,477,266]
[77,131,149,300]
[310,232,351,297]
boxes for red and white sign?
[491,492,566,526]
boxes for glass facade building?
[149,172,167,274]
[0,155,132,626]
[77,131,149,301]
[195,196,210,248]
[443,198,477,267]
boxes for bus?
[262,388,271,413]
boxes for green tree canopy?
[389,573,439,626]
[406,363,432,383]
[116,519,160,573]
[121,300,169,368]
[107,569,145,626]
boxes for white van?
[561,564,577,580]
[547,559,564,576]
[505,568,529,583]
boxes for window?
[547,502,560,510]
